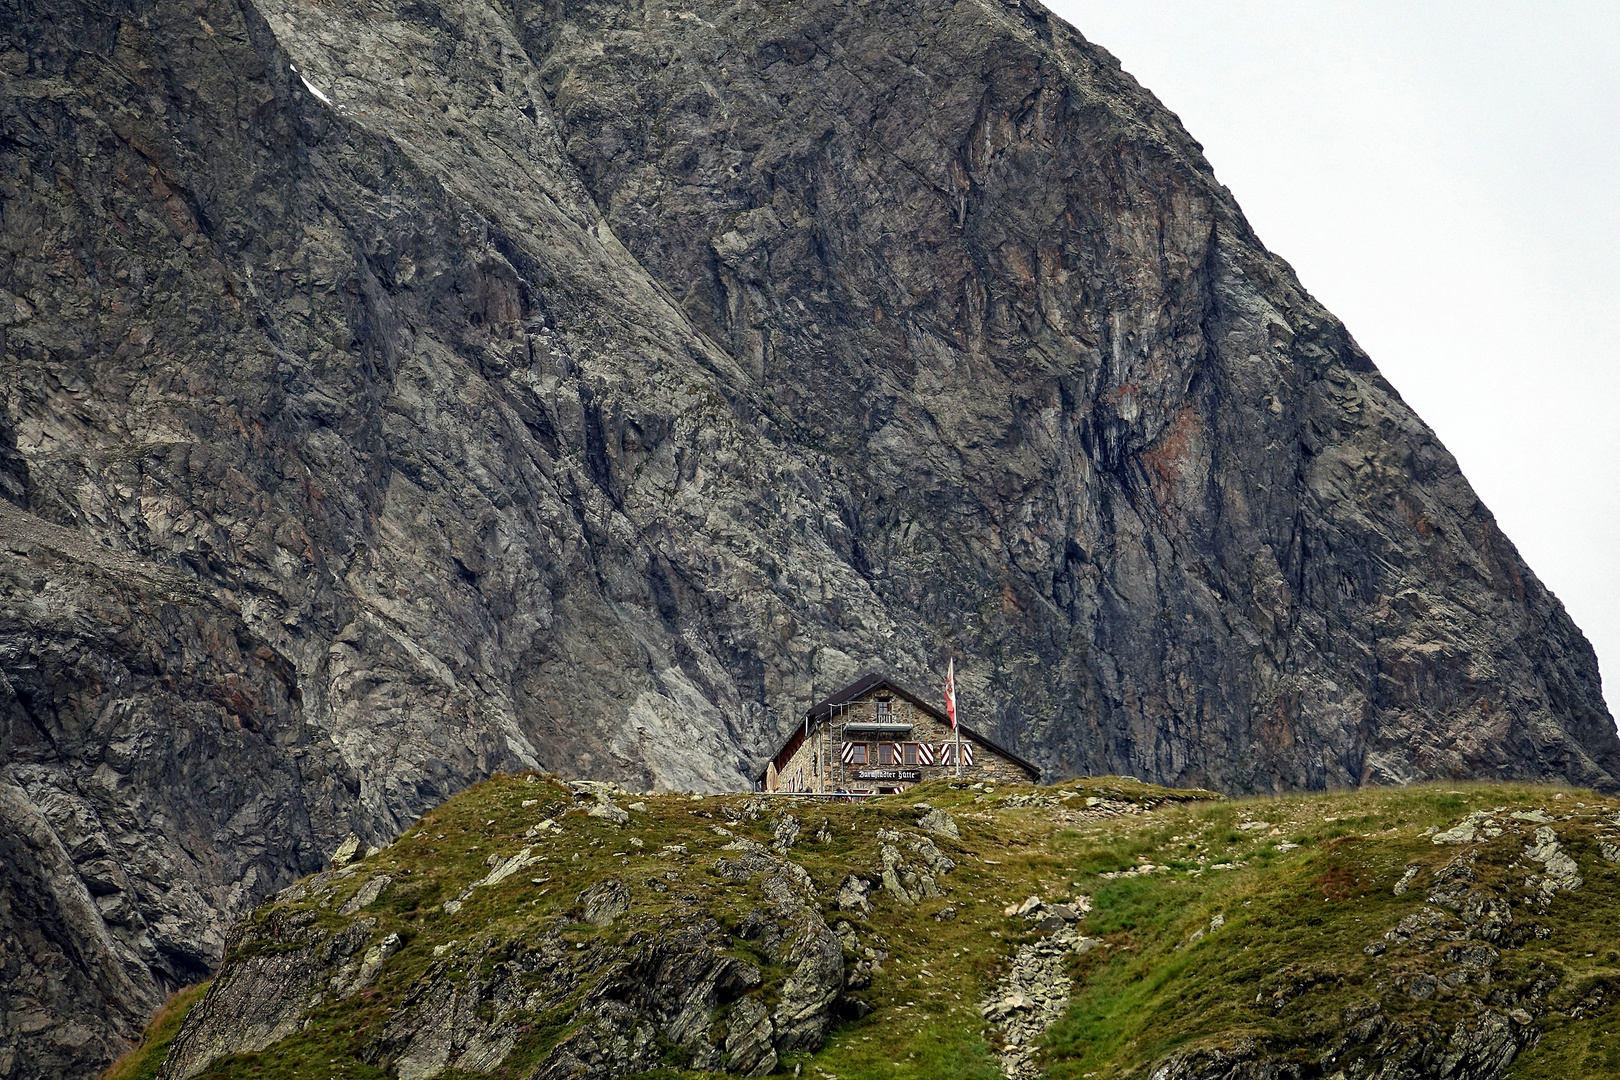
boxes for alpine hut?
[756,672,1040,795]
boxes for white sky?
[1050,0,1620,717]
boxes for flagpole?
[950,659,962,780]
[955,708,962,780]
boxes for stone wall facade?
[769,727,825,793]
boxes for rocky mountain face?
[0,0,1615,1075]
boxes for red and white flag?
[944,659,957,730]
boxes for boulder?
[579,880,632,927]
[917,809,961,840]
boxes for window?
[843,742,868,765]
[875,698,891,720]
[878,742,897,765]
[903,742,919,766]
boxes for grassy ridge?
[106,777,1620,1079]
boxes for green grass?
[101,983,210,1080]
[106,777,1620,1079]
[1039,784,1620,1079]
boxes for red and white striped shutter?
[961,741,974,766]
[918,742,935,765]
[841,742,857,763]
[937,742,952,765]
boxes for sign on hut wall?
[852,769,922,781]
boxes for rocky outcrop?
[1151,805,1597,1080]
[1147,1016,1528,1080]
[156,826,842,1080]
[2,0,1617,1073]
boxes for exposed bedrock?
[0,0,1614,1074]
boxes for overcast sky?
[1050,0,1620,717]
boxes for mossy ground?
[106,777,1620,1079]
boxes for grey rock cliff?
[0,0,1615,1074]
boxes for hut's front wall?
[819,689,1033,792]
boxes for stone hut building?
[757,672,1040,795]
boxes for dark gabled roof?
[798,671,1041,780]
[764,722,809,779]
